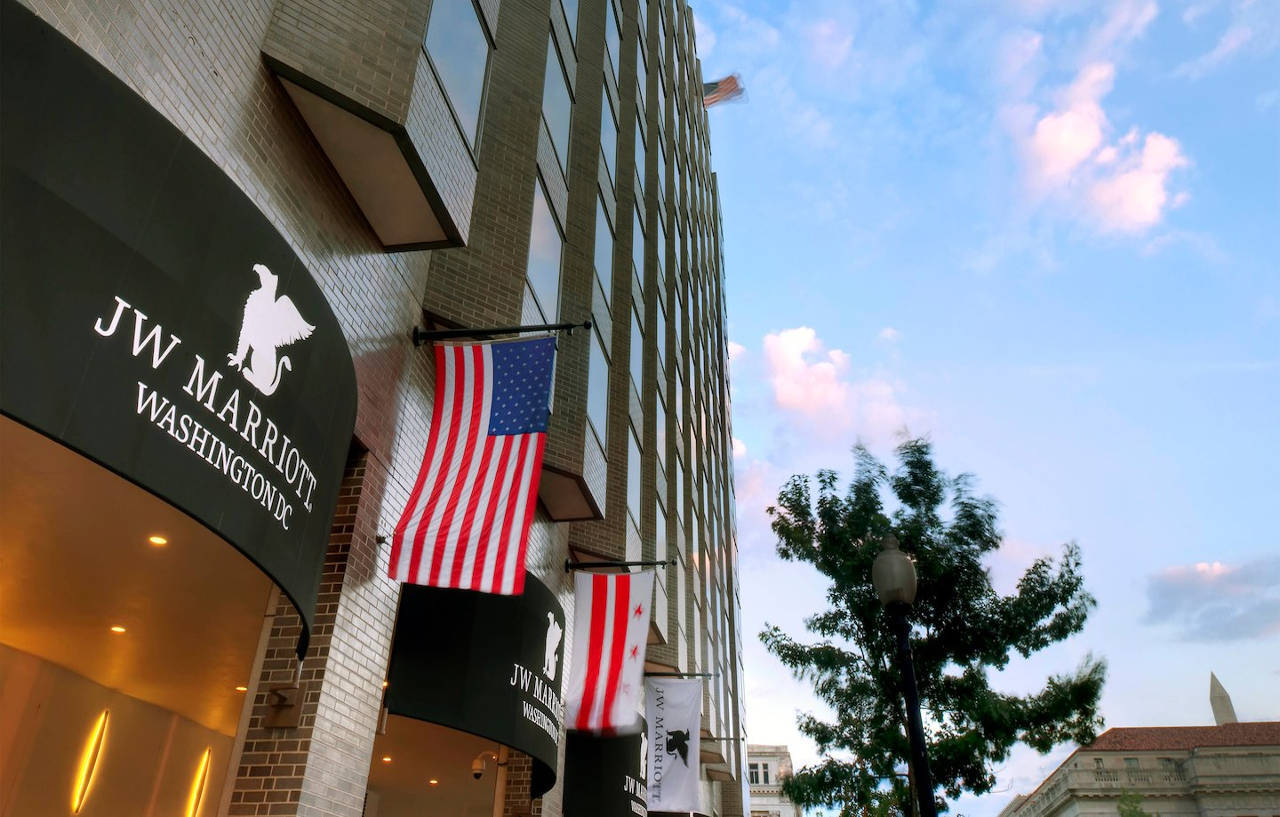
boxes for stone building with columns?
[0,0,746,815]
[999,677,1279,817]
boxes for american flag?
[388,337,556,595]
[702,74,744,108]
[565,571,654,733]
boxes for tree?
[760,439,1106,816]
[1117,791,1148,817]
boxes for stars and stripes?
[565,571,654,733]
[702,74,744,108]
[388,337,557,595]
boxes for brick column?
[226,449,398,817]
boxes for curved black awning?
[385,576,567,798]
[0,2,358,657]
[564,730,649,817]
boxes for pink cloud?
[1028,62,1113,188]
[1089,132,1190,232]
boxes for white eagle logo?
[543,612,563,681]
[227,263,314,396]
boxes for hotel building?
[0,0,746,815]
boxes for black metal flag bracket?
[564,558,677,573]
[411,320,592,347]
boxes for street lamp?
[872,534,937,817]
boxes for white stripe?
[498,433,539,594]
[415,346,477,583]
[589,577,618,730]
[612,571,654,729]
[479,438,523,591]
[457,431,506,587]
[565,573,594,727]
[394,345,460,580]
[435,345,494,587]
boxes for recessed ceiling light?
[148,535,168,546]
[428,779,439,786]
[234,686,248,692]
[382,756,393,764]
[109,625,126,634]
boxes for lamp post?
[871,534,937,817]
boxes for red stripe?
[575,574,610,730]
[450,435,497,587]
[389,345,450,576]
[409,346,467,584]
[407,343,458,583]
[468,435,514,590]
[507,435,546,595]
[599,575,631,729]
[492,434,532,593]
[429,345,487,586]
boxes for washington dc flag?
[388,336,556,595]
[565,570,655,733]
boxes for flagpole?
[564,558,676,572]
[411,320,592,346]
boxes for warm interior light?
[72,710,109,813]
[428,778,439,786]
[148,535,168,546]
[381,680,389,689]
[109,625,127,633]
[382,756,392,763]
[234,686,248,692]
[184,747,212,817]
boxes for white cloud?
[1027,62,1114,188]
[1089,132,1190,232]
[1016,60,1190,233]
[727,340,747,362]
[693,12,717,56]
[806,18,855,69]
[1176,24,1255,77]
[877,327,902,343]
[761,327,922,442]
[1085,0,1158,58]
[733,437,748,458]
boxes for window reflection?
[601,89,619,184]
[542,35,572,170]
[627,425,642,525]
[605,0,621,80]
[594,196,614,304]
[425,0,491,147]
[526,178,562,322]
[630,306,643,390]
[587,327,609,449]
[560,0,579,38]
[632,205,645,288]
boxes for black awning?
[564,730,649,817]
[385,575,567,798]
[0,2,358,657]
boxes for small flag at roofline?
[388,336,556,596]
[702,73,744,108]
[565,571,655,734]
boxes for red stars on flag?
[564,571,654,733]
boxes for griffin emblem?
[227,263,314,396]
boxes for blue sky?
[693,0,1280,813]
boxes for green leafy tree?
[760,439,1106,816]
[1116,791,1148,817]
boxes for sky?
[691,0,1280,814]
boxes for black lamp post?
[871,534,938,817]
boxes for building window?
[587,326,609,448]
[593,195,614,305]
[656,290,667,373]
[1124,758,1140,770]
[761,762,770,784]
[634,117,647,199]
[748,763,759,784]
[525,176,562,322]
[425,0,492,147]
[627,424,642,525]
[636,37,648,111]
[542,34,573,171]
[656,213,667,283]
[656,497,668,561]
[632,204,646,289]
[630,306,644,391]
[601,86,619,185]
[559,0,579,39]
[657,141,668,204]
[605,0,621,81]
